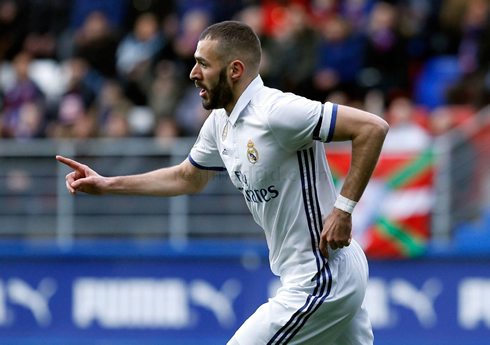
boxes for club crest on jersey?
[222,121,229,142]
[247,140,259,164]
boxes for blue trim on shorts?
[188,153,226,171]
[326,104,338,143]
[267,149,332,345]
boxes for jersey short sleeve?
[267,94,338,152]
[188,113,226,171]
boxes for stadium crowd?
[0,0,489,148]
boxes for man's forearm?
[105,159,216,197]
[339,118,388,202]
[106,166,194,197]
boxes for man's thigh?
[332,303,374,345]
[231,276,364,344]
[230,288,358,344]
[230,243,371,345]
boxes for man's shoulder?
[250,86,303,110]
[252,86,319,119]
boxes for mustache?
[195,81,206,89]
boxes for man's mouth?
[195,82,207,98]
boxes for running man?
[57,21,388,345]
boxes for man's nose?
[190,64,200,80]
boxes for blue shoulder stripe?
[326,103,338,143]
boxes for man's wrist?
[334,194,357,214]
[105,176,118,194]
[332,207,352,218]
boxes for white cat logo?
[390,278,442,328]
[190,279,241,328]
[8,278,57,327]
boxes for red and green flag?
[326,149,434,258]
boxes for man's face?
[190,39,233,111]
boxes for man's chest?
[215,117,293,203]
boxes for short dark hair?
[199,21,262,73]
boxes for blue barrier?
[0,239,270,259]
[0,240,489,344]
[1,239,490,259]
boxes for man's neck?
[225,75,257,115]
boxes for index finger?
[319,237,329,259]
[56,155,84,171]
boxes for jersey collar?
[228,75,264,126]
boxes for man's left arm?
[319,105,389,257]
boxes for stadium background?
[1,0,490,343]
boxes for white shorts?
[228,240,373,345]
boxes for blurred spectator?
[1,51,46,139]
[429,104,477,136]
[155,14,180,62]
[148,60,181,138]
[235,6,270,78]
[310,0,338,23]
[174,85,210,136]
[457,0,489,75]
[116,12,164,105]
[314,15,365,97]
[176,0,215,21]
[47,58,96,138]
[234,5,264,39]
[70,0,127,30]
[429,106,454,136]
[0,0,488,141]
[397,0,434,62]
[71,11,120,78]
[383,96,431,151]
[398,0,433,39]
[440,0,467,31]
[127,106,155,137]
[258,4,318,94]
[433,0,490,110]
[174,9,211,75]
[361,2,408,93]
[339,0,372,33]
[446,71,486,108]
[0,0,27,60]
[116,12,163,78]
[326,90,350,107]
[155,117,179,138]
[364,88,386,117]
[126,0,175,30]
[96,79,133,137]
[22,0,70,59]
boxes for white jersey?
[189,75,339,285]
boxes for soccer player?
[57,21,388,345]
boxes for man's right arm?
[56,156,217,197]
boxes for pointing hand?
[56,155,108,195]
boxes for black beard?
[202,68,233,110]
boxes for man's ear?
[230,60,245,81]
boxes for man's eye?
[200,62,206,68]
